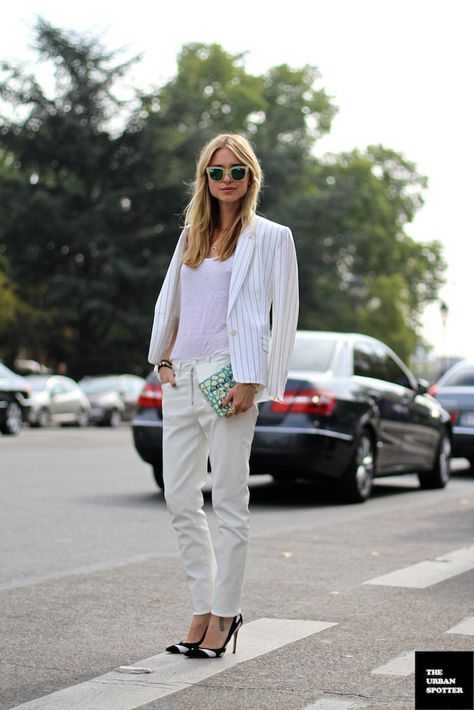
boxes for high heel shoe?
[184,613,243,658]
[165,624,209,654]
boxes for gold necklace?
[210,227,230,253]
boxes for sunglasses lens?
[231,167,247,181]
[208,168,223,181]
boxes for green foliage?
[0,20,446,375]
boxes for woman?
[148,133,299,659]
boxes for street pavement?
[1,427,473,710]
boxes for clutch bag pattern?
[198,362,236,417]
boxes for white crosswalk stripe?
[300,697,367,709]
[371,650,415,676]
[363,545,474,588]
[445,616,474,636]
[11,618,337,710]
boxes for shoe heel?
[232,627,240,654]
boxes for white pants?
[162,352,259,617]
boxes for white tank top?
[170,255,234,360]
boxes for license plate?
[460,411,474,427]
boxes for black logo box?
[415,651,474,710]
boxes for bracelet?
[158,361,173,370]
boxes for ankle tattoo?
[218,616,225,631]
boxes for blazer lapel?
[227,220,255,318]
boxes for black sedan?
[132,331,451,503]
[0,362,32,435]
[430,360,474,469]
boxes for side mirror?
[416,378,430,395]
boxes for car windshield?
[0,363,15,378]
[27,378,50,392]
[442,367,474,386]
[80,377,119,394]
[289,336,337,372]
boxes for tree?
[284,145,446,360]
[0,23,446,374]
[0,19,144,374]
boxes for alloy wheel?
[354,434,375,499]
[6,401,23,435]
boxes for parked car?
[132,331,452,503]
[0,363,32,435]
[26,375,90,427]
[78,374,145,426]
[429,360,474,468]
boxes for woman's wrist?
[239,382,259,393]
[155,358,173,373]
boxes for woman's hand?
[221,383,256,418]
[159,366,177,387]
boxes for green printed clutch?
[198,362,236,417]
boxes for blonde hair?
[181,134,263,267]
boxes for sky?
[3,0,473,361]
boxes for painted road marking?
[363,545,474,588]
[371,650,414,676]
[446,616,474,636]
[11,618,337,710]
[301,697,367,709]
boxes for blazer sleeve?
[267,226,299,402]
[147,229,186,365]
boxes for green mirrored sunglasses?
[206,165,249,182]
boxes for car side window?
[124,378,135,394]
[375,346,414,389]
[353,342,382,379]
[50,381,66,395]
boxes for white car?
[26,375,91,428]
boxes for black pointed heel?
[165,624,208,654]
[184,613,243,659]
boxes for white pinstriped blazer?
[147,214,299,403]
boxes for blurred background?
[1,0,472,383]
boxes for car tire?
[418,430,451,489]
[0,400,23,435]
[153,465,165,492]
[338,429,375,503]
[33,408,51,428]
[76,409,89,427]
[108,409,122,428]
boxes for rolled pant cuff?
[211,608,241,617]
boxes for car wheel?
[418,430,451,489]
[153,465,165,492]
[76,409,89,427]
[108,409,122,428]
[339,429,375,503]
[0,400,23,435]
[35,408,51,428]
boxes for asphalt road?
[1,426,474,710]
